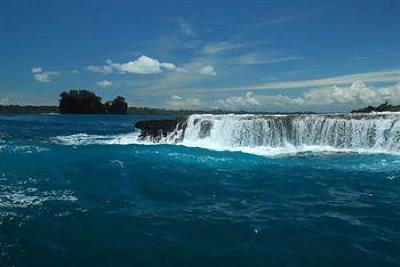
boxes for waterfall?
[165,113,400,155]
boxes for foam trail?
[52,132,150,146]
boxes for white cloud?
[86,61,114,74]
[216,82,400,111]
[112,56,163,74]
[31,67,43,73]
[189,68,400,93]
[238,54,303,65]
[217,92,260,110]
[201,41,242,55]
[167,95,201,109]
[96,80,113,88]
[199,65,216,76]
[87,55,177,75]
[171,95,183,100]
[31,67,59,83]
[269,82,400,107]
[142,57,217,94]
[160,62,177,71]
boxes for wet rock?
[135,117,186,140]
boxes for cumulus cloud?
[199,65,216,76]
[112,56,173,74]
[217,92,260,110]
[96,80,113,88]
[31,67,59,83]
[87,55,177,75]
[270,82,400,107]
[160,62,177,71]
[216,82,400,111]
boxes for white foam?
[0,145,49,154]
[0,185,77,210]
[52,132,149,146]
[162,113,400,156]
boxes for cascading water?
[165,113,400,155]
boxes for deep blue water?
[1,113,400,266]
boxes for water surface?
[1,114,399,266]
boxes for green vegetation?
[59,90,128,114]
[104,96,128,114]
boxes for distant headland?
[351,101,400,113]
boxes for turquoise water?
[1,114,400,266]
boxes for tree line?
[59,90,128,114]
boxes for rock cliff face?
[134,117,186,141]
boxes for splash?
[162,113,400,156]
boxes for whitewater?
[164,113,400,156]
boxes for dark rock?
[199,120,213,138]
[135,117,187,140]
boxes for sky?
[1,0,400,112]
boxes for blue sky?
[1,0,400,112]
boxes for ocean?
[0,113,399,266]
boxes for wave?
[161,113,400,156]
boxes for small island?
[59,90,128,114]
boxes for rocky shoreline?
[134,117,187,141]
